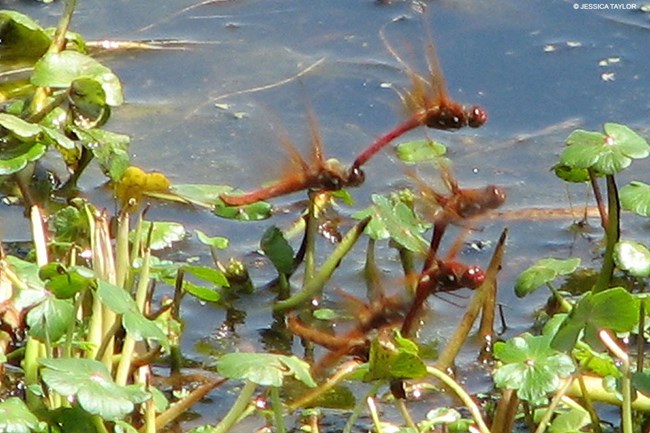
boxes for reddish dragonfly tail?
[353,115,423,169]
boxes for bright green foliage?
[260,226,294,275]
[96,281,169,349]
[39,264,96,299]
[553,163,591,183]
[0,11,51,60]
[493,333,575,402]
[620,181,650,217]
[363,330,427,381]
[514,257,581,297]
[358,194,428,253]
[614,240,650,277]
[72,127,130,181]
[131,221,186,251]
[0,113,42,140]
[552,287,640,352]
[26,296,74,344]
[561,123,650,175]
[50,205,89,243]
[0,397,43,433]
[548,407,591,433]
[217,353,316,388]
[0,141,47,176]
[195,230,229,249]
[394,139,446,163]
[180,265,229,302]
[40,358,149,421]
[32,51,123,106]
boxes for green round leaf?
[614,240,650,277]
[604,123,650,160]
[620,181,650,217]
[32,51,123,106]
[260,226,294,275]
[395,139,447,163]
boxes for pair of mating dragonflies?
[219,18,489,208]
[220,18,507,368]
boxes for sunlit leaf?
[552,287,640,352]
[26,296,74,343]
[69,77,109,125]
[96,281,169,348]
[132,221,185,251]
[514,257,581,297]
[32,51,123,106]
[614,240,650,277]
[548,407,590,433]
[561,124,650,175]
[0,113,42,140]
[181,281,221,303]
[395,139,446,163]
[370,194,428,254]
[183,265,229,287]
[620,181,650,217]
[51,205,89,243]
[260,226,294,275]
[171,184,231,208]
[0,397,42,433]
[218,353,316,388]
[195,230,229,249]
[493,333,575,402]
[41,358,148,420]
[72,126,130,182]
[39,263,96,299]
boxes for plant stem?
[303,192,319,284]
[273,217,370,312]
[588,169,608,230]
[212,380,257,433]
[593,175,619,293]
[426,366,491,433]
[600,330,632,433]
[532,375,574,433]
[270,387,286,433]
[343,381,383,433]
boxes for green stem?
[303,192,319,284]
[593,175,619,293]
[270,387,286,433]
[426,366,491,433]
[273,217,370,312]
[343,381,383,433]
[212,380,257,433]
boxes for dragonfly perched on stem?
[220,108,364,207]
[350,14,487,171]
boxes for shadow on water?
[4,0,650,430]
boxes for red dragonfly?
[220,109,365,207]
[351,18,486,170]
[401,258,485,337]
[287,291,408,373]
[409,165,506,270]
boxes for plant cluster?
[1,2,650,433]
